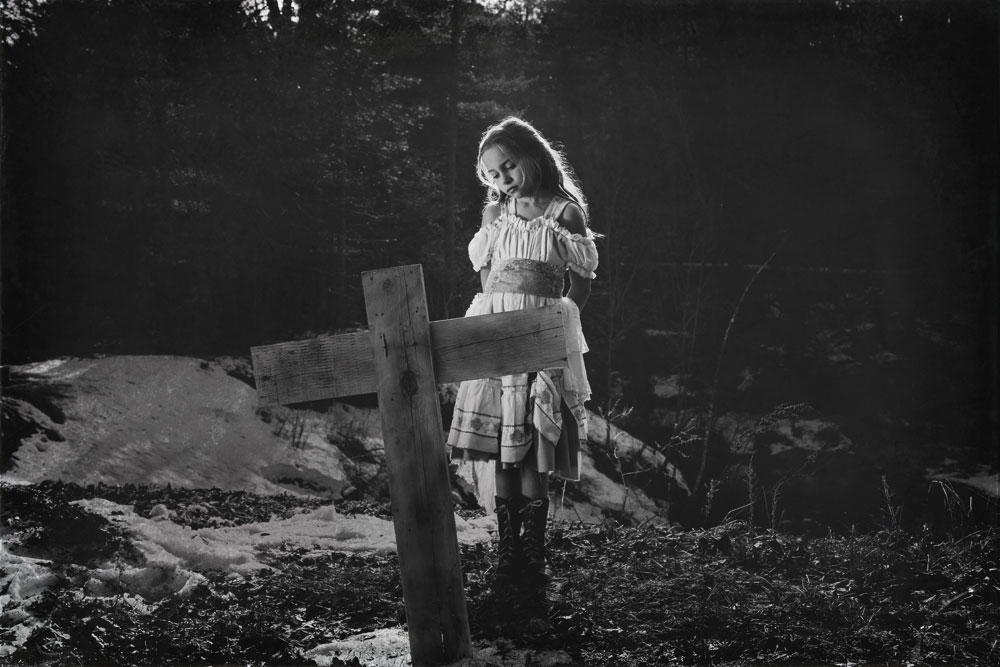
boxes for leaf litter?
[2,481,998,666]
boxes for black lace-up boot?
[493,496,523,583]
[519,495,550,582]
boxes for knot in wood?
[400,369,419,397]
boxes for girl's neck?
[514,190,553,206]
[511,190,555,219]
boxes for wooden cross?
[250,264,568,666]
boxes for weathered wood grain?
[251,303,567,406]
[362,264,471,666]
[431,304,567,382]
[251,330,374,405]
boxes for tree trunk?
[444,0,462,317]
[334,0,347,323]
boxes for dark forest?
[2,0,997,521]
[2,2,999,664]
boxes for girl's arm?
[559,203,592,311]
[567,270,591,311]
[479,203,502,290]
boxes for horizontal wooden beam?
[251,303,567,406]
[251,330,374,406]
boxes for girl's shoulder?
[481,202,503,227]
[553,199,587,236]
[542,196,588,238]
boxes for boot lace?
[521,498,547,568]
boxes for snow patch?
[714,413,852,456]
[650,374,692,400]
[0,546,58,657]
[74,497,492,577]
[772,418,852,453]
[305,628,579,667]
[18,358,75,377]
[925,463,999,499]
[643,329,687,338]
[306,628,410,667]
[84,565,204,605]
[871,351,901,364]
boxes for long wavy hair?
[477,116,589,223]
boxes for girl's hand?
[477,203,502,288]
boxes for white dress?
[446,196,599,482]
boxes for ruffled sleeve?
[554,227,599,279]
[468,220,499,272]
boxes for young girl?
[447,117,598,586]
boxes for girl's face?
[481,144,530,198]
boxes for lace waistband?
[485,258,564,299]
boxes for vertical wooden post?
[362,265,472,666]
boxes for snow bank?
[4,356,375,498]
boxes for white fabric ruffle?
[469,213,599,279]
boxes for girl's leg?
[494,459,522,499]
[493,460,523,582]
[520,467,549,500]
